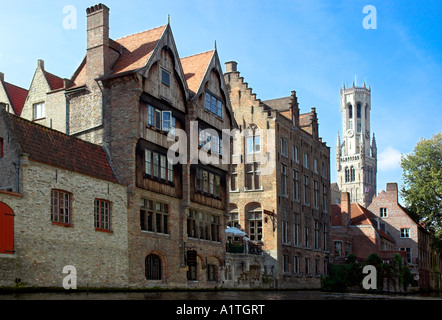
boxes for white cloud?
[378,146,402,171]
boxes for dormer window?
[161,69,170,86]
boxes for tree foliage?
[401,132,442,247]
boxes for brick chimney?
[341,192,351,227]
[386,182,398,203]
[86,3,111,83]
[225,61,238,73]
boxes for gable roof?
[44,70,65,91]
[331,202,395,243]
[7,113,119,184]
[3,82,28,116]
[180,50,215,95]
[71,25,167,87]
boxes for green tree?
[401,132,442,251]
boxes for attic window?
[161,69,170,86]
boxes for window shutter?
[0,203,14,254]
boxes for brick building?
[331,192,397,263]
[223,61,331,289]
[0,106,128,288]
[368,182,441,290]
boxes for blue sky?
[1,0,441,204]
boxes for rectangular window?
[304,175,310,205]
[292,146,299,163]
[281,138,288,157]
[155,109,162,130]
[196,168,221,197]
[51,190,71,225]
[33,102,45,120]
[293,170,299,201]
[248,209,263,241]
[152,152,159,178]
[282,220,288,244]
[205,92,223,117]
[380,207,388,218]
[314,220,320,250]
[160,155,167,180]
[313,180,319,208]
[400,228,410,238]
[334,241,342,257]
[400,247,412,264]
[94,199,111,231]
[322,163,327,178]
[140,199,168,234]
[305,258,310,275]
[0,137,3,158]
[230,164,238,191]
[148,105,155,126]
[167,158,174,182]
[145,149,152,175]
[322,184,328,212]
[323,223,328,251]
[305,225,310,248]
[294,214,300,246]
[281,164,288,196]
[162,111,172,132]
[294,256,300,274]
[303,153,309,169]
[161,69,170,86]
[246,135,260,154]
[283,254,289,273]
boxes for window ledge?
[141,230,170,238]
[0,253,16,258]
[95,228,113,234]
[243,187,264,192]
[52,221,73,228]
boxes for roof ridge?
[181,49,215,60]
[9,113,104,150]
[115,24,167,42]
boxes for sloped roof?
[3,82,28,116]
[71,25,167,87]
[44,70,65,91]
[8,113,119,184]
[180,50,214,94]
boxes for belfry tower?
[336,82,377,207]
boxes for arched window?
[145,254,162,280]
[350,166,355,182]
[345,167,350,183]
[246,203,262,242]
[228,204,239,228]
[348,104,353,119]
[357,103,361,118]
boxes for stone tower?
[336,82,377,207]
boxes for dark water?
[1,290,441,300]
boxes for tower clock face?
[346,129,354,137]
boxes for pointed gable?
[70,25,167,88]
[3,82,28,116]
[181,50,215,95]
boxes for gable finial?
[214,40,217,51]
[167,14,170,25]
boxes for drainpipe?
[13,162,19,193]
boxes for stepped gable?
[8,113,119,184]
[181,50,215,95]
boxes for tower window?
[357,103,361,118]
[348,104,353,119]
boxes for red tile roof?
[181,50,215,94]
[44,70,65,91]
[3,82,28,116]
[71,25,167,87]
[8,114,119,184]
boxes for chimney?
[386,182,398,203]
[341,192,351,227]
[225,61,238,73]
[86,3,111,83]
[0,72,4,82]
[37,59,45,70]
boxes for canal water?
[1,290,441,300]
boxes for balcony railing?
[226,242,263,255]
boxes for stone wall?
[0,160,128,288]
